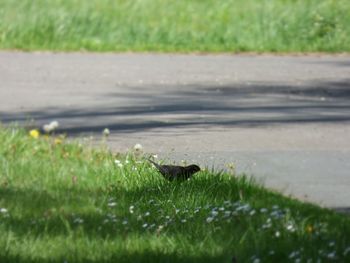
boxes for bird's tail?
[147,158,160,168]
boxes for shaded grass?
[0,0,349,52]
[0,126,350,262]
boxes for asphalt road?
[1,52,350,210]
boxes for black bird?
[148,159,200,181]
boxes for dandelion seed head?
[134,143,143,152]
[102,128,110,136]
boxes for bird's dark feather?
[148,159,200,181]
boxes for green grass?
[0,0,349,52]
[1,126,350,263]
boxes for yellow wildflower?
[306,225,313,234]
[54,138,62,145]
[29,129,40,139]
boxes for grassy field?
[0,126,350,262]
[0,0,349,52]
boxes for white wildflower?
[260,208,268,213]
[275,231,281,237]
[249,210,256,216]
[211,210,219,216]
[108,202,117,207]
[129,205,134,214]
[114,160,123,168]
[73,218,84,224]
[289,251,299,259]
[122,220,128,225]
[142,223,148,228]
[206,217,214,223]
[145,212,150,217]
[0,208,8,213]
[327,252,336,259]
[252,258,260,263]
[286,223,295,232]
[328,241,335,247]
[181,219,187,223]
[344,247,350,256]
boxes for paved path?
[1,52,350,209]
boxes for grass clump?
[0,0,349,52]
[0,126,350,262]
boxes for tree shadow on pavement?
[1,79,349,134]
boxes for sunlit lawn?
[0,0,349,52]
[0,126,350,262]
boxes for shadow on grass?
[0,251,228,263]
[0,173,338,240]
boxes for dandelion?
[134,143,143,152]
[102,128,110,137]
[43,120,59,133]
[29,129,40,139]
[54,138,62,145]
